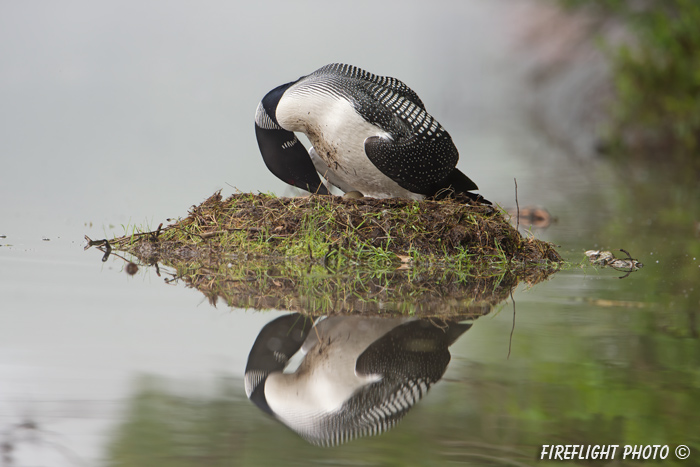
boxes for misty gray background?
[1,0,532,239]
[0,2,567,464]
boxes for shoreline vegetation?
[556,0,699,168]
[100,192,562,316]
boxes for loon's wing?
[364,132,466,195]
[310,63,426,110]
[309,64,469,195]
[304,64,483,198]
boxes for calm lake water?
[1,1,699,466]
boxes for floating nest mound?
[111,191,561,265]
[103,191,561,316]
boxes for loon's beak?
[254,123,329,195]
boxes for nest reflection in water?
[97,191,561,317]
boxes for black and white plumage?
[254,63,489,203]
[244,313,472,446]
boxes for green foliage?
[562,0,700,164]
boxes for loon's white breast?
[275,86,418,199]
[263,316,406,417]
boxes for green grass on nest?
[111,191,561,267]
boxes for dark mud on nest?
[109,191,562,266]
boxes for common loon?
[244,313,472,446]
[254,63,489,203]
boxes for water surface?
[1,1,698,466]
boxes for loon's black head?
[258,81,292,126]
[255,81,329,195]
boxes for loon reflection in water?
[244,314,472,446]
